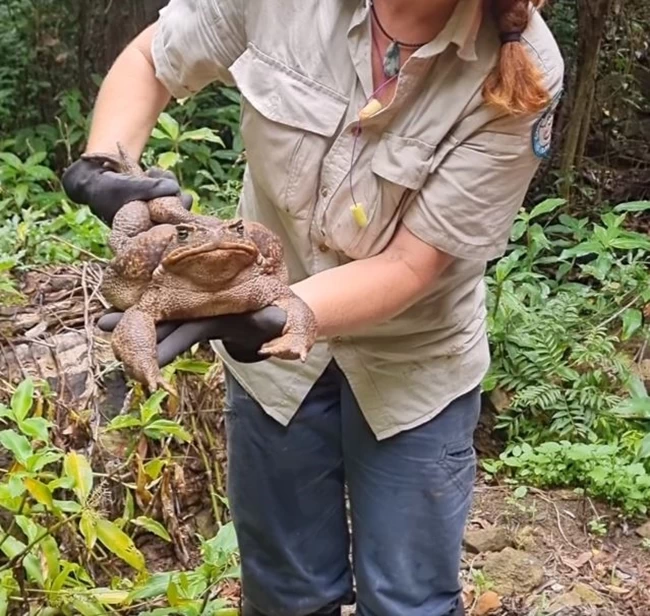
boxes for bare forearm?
[86,24,170,157]
[291,228,453,338]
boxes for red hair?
[483,0,551,115]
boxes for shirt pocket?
[229,44,349,220]
[327,132,436,259]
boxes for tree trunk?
[102,0,170,72]
[559,0,615,200]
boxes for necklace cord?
[369,1,430,48]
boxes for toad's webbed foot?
[258,293,317,362]
[111,307,177,396]
[259,332,311,362]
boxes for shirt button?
[332,336,342,343]
[320,187,328,198]
[318,243,329,253]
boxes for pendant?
[382,40,400,79]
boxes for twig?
[191,413,221,526]
[599,294,642,329]
[0,333,30,381]
[0,513,82,573]
[529,488,579,550]
[81,263,100,457]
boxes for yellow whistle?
[359,98,383,121]
[350,203,368,228]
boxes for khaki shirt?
[152,0,564,439]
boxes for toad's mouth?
[162,241,258,266]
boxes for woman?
[62,0,564,614]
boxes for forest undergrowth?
[1,0,650,608]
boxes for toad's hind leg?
[258,293,317,362]
[111,307,177,397]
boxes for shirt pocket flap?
[371,133,436,191]
[230,44,348,138]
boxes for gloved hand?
[97,307,288,366]
[61,155,192,226]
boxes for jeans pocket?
[440,441,477,496]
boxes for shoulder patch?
[532,90,562,159]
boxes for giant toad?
[84,145,317,394]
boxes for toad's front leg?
[111,306,177,397]
[258,293,317,362]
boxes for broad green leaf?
[95,517,146,570]
[167,579,184,606]
[5,475,25,499]
[150,128,168,140]
[611,397,650,419]
[140,390,168,425]
[509,219,527,242]
[63,451,93,505]
[626,374,648,399]
[130,516,172,542]
[25,151,47,167]
[612,200,650,213]
[13,183,29,207]
[636,433,650,459]
[19,417,51,442]
[144,458,167,480]
[15,515,41,544]
[23,478,55,510]
[0,429,32,465]
[0,405,12,421]
[180,128,225,145]
[157,151,181,170]
[529,198,566,220]
[0,152,23,169]
[138,608,196,616]
[0,581,7,616]
[52,499,82,513]
[169,358,212,375]
[513,485,528,499]
[203,521,238,566]
[105,414,142,432]
[609,235,650,251]
[0,525,44,585]
[69,599,107,616]
[26,165,56,181]
[129,571,177,601]
[123,486,135,521]
[157,112,180,141]
[28,449,63,472]
[144,419,192,442]
[89,588,131,605]
[80,511,98,550]
[621,308,643,341]
[41,534,60,582]
[11,378,33,422]
[51,561,87,592]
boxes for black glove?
[97,307,288,366]
[61,156,192,226]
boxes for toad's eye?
[229,220,245,236]
[176,226,191,241]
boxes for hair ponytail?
[483,0,550,115]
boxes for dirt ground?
[1,265,649,615]
[459,479,650,616]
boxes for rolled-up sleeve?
[152,0,245,99]
[403,71,563,262]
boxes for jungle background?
[1,1,650,615]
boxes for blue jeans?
[223,361,480,616]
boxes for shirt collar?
[350,0,483,62]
